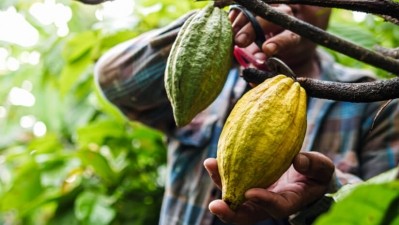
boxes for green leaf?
[93,84,127,123]
[95,30,138,60]
[0,0,17,9]
[328,22,378,49]
[27,133,63,153]
[76,119,126,146]
[62,31,98,63]
[41,38,65,80]
[77,149,117,184]
[62,92,97,133]
[328,167,399,202]
[59,54,92,96]
[75,191,116,225]
[0,161,43,211]
[58,31,99,95]
[315,181,399,225]
[48,209,80,225]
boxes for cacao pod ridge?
[217,75,307,210]
[165,4,233,127]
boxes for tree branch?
[73,0,110,4]
[260,0,399,21]
[234,0,399,76]
[374,46,399,59]
[379,15,399,25]
[243,68,399,102]
[298,77,399,102]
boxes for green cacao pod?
[165,4,233,127]
[217,75,307,210]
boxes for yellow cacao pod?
[165,4,233,127]
[217,75,307,210]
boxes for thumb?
[293,152,335,184]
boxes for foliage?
[327,10,399,78]
[315,168,399,225]
[0,1,398,225]
[0,0,204,224]
[316,181,399,225]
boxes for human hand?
[203,152,335,225]
[229,5,331,75]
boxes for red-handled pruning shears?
[229,5,269,71]
[229,4,296,78]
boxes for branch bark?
[260,0,399,21]
[233,0,399,76]
[375,46,399,59]
[380,15,399,25]
[73,0,110,4]
[243,68,399,102]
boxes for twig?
[74,0,110,4]
[379,15,399,25]
[243,68,399,102]
[234,0,399,76]
[374,46,399,59]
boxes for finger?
[209,199,266,225]
[275,4,295,15]
[233,16,281,48]
[262,29,301,57]
[233,4,295,48]
[231,11,258,47]
[209,200,237,224]
[245,188,300,218]
[241,42,265,59]
[231,11,251,34]
[293,152,335,184]
[254,4,295,33]
[228,8,241,24]
[203,158,222,189]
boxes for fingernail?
[235,33,249,46]
[264,43,278,56]
[297,154,310,172]
[232,26,240,34]
[209,207,215,214]
[209,207,222,219]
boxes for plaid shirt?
[94,13,399,225]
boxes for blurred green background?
[0,1,398,224]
